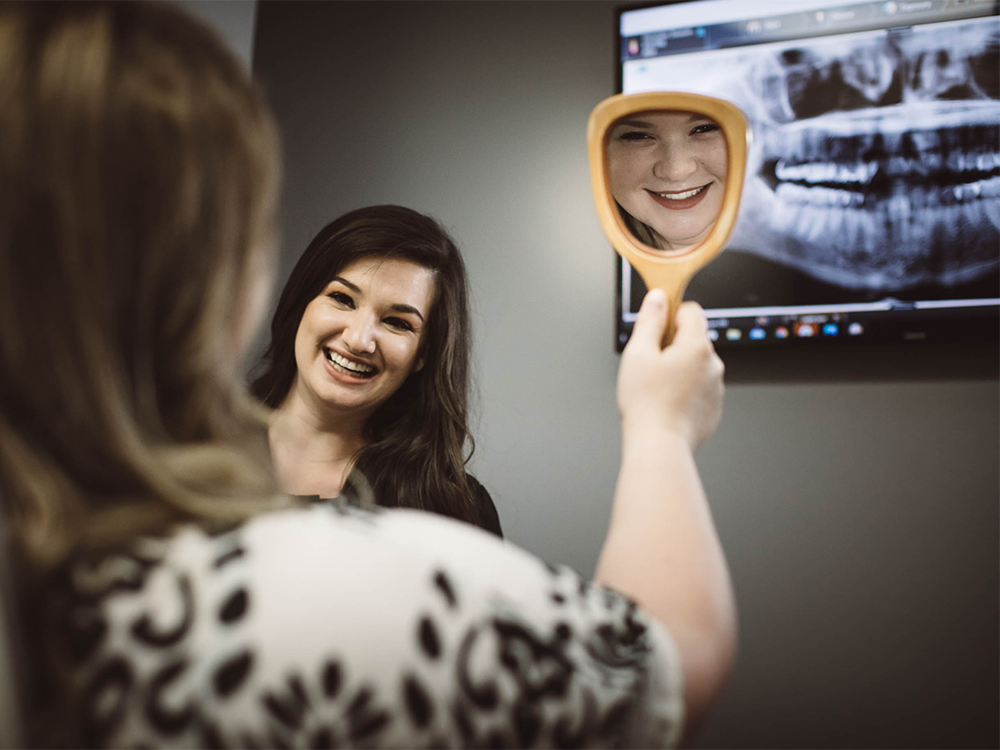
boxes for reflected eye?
[618,130,654,141]
[327,291,354,307]
[690,123,721,136]
[384,317,414,332]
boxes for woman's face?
[607,110,727,252]
[291,256,436,419]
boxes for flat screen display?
[615,0,999,350]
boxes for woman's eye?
[618,130,653,141]
[384,317,414,332]
[691,123,721,135]
[327,291,354,307]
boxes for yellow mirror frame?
[587,92,751,340]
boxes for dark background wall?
[250,2,999,746]
[181,0,256,69]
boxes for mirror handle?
[639,264,692,348]
[663,283,686,347]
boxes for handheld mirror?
[588,92,750,342]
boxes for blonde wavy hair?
[0,1,290,570]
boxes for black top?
[265,439,502,539]
[319,468,503,539]
[466,474,503,538]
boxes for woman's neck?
[269,392,370,498]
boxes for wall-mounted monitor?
[614,0,999,356]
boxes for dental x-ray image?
[622,14,1000,317]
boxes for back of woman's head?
[0,1,283,566]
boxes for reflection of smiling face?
[291,256,436,421]
[608,110,727,252]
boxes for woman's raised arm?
[597,290,736,744]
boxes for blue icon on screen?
[823,323,839,336]
[749,327,766,340]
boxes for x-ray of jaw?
[652,18,999,293]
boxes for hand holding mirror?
[588,92,750,342]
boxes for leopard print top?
[41,502,684,748]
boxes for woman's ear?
[414,356,425,372]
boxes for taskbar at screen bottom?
[616,304,999,350]
[708,306,1000,347]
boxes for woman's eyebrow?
[390,304,425,322]
[616,119,653,128]
[331,276,362,294]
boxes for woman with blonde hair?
[0,2,735,747]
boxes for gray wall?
[179,0,257,70]
[252,3,999,747]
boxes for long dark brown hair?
[619,201,665,249]
[251,206,484,527]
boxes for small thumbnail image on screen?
[627,16,1000,312]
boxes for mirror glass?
[605,110,729,255]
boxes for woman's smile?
[323,347,377,380]
[646,183,712,210]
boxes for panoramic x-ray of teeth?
[664,18,1000,295]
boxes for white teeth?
[654,185,707,200]
[325,349,375,376]
[776,159,879,184]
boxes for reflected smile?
[324,348,376,379]
[646,183,712,210]
[649,184,710,200]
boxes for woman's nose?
[652,144,697,182]
[341,314,377,354]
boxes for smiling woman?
[608,110,728,252]
[251,206,502,536]
[294,258,434,415]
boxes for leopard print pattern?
[42,504,682,748]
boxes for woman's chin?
[649,229,706,252]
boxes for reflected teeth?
[325,349,375,377]
[654,185,707,200]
